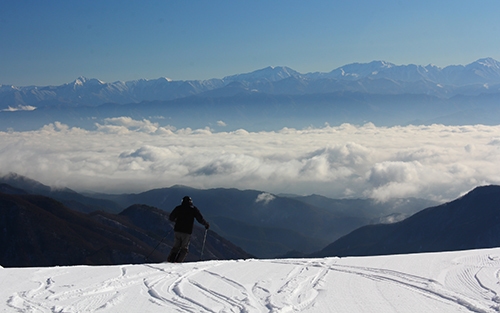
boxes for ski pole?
[200,229,208,261]
[145,229,170,262]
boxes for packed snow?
[2,248,500,312]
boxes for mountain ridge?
[2,175,498,266]
[2,58,500,111]
[0,191,252,267]
[0,173,436,258]
[311,185,500,258]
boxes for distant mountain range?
[0,58,500,131]
[2,58,500,111]
[1,58,500,131]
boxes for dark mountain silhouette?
[94,186,337,257]
[94,185,433,258]
[0,183,28,195]
[0,172,124,214]
[0,173,437,258]
[94,204,252,263]
[98,186,375,257]
[0,192,150,267]
[0,191,252,267]
[312,185,500,258]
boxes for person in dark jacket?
[167,196,209,263]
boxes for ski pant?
[167,231,191,263]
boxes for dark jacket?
[169,202,208,234]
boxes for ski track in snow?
[3,249,500,312]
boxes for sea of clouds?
[1,117,499,202]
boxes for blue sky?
[1,0,499,86]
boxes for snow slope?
[2,248,500,312]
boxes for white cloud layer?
[1,119,499,202]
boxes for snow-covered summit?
[223,66,301,83]
[474,57,500,69]
[72,76,105,87]
[327,60,395,79]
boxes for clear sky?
[1,0,499,86]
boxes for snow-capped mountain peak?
[72,76,105,88]
[223,66,301,83]
[474,57,500,69]
[327,60,396,80]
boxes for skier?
[167,196,210,263]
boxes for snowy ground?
[2,248,500,313]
